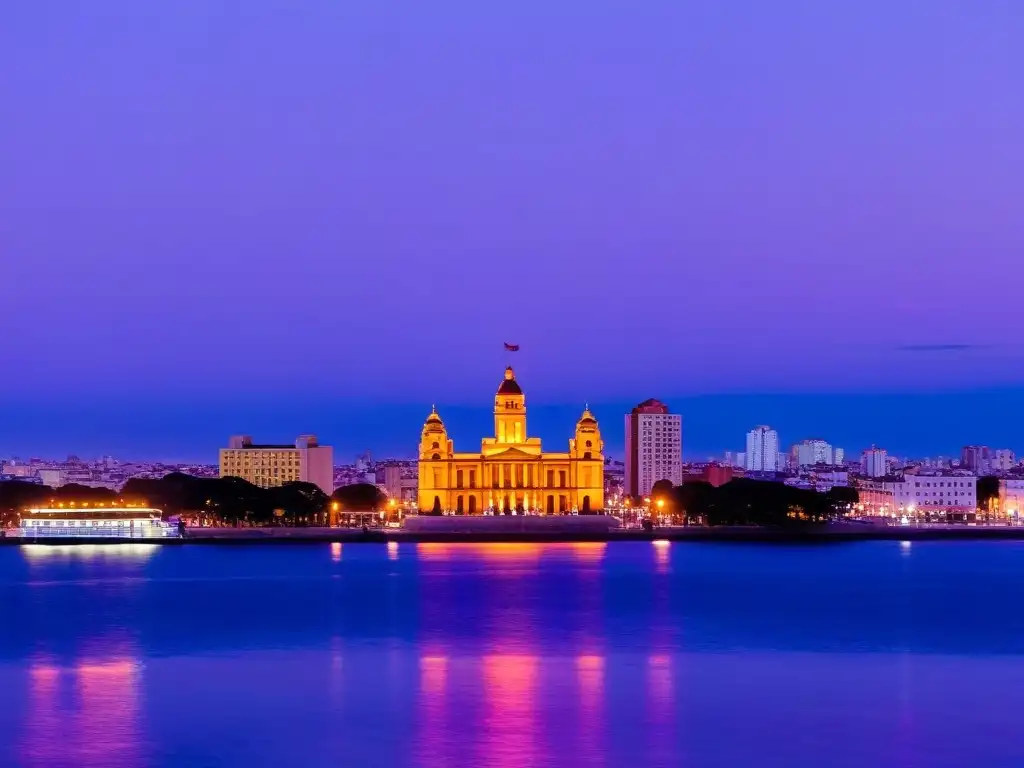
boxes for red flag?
[504,342,520,352]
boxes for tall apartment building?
[992,449,1016,472]
[961,446,991,473]
[794,439,835,467]
[745,426,780,472]
[963,446,1016,474]
[219,434,334,495]
[861,447,888,478]
[625,399,682,498]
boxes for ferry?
[18,505,179,539]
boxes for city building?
[998,477,1024,518]
[745,427,780,472]
[861,447,888,478]
[961,446,991,473]
[417,366,604,514]
[896,473,978,514]
[794,439,836,467]
[219,435,334,495]
[857,473,977,516]
[624,398,682,498]
[379,461,419,503]
[965,447,1017,474]
[993,449,1016,473]
[854,478,897,516]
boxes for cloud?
[896,343,985,353]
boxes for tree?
[0,481,53,525]
[331,483,385,512]
[977,475,1000,513]
[271,482,329,525]
[651,481,675,505]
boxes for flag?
[504,342,520,352]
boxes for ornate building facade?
[417,366,604,514]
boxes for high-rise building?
[745,427,780,472]
[961,446,991,473]
[860,447,888,478]
[625,399,683,498]
[794,439,835,467]
[219,434,334,495]
[992,449,1016,473]
[835,448,845,465]
[417,366,604,514]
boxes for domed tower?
[571,406,603,460]
[420,406,452,460]
[494,366,526,444]
[571,405,604,512]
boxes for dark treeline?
[652,478,859,525]
[0,474,388,526]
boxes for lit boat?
[18,506,179,539]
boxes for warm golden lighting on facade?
[417,366,604,514]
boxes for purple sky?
[2,1,1023,460]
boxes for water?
[2,540,1024,767]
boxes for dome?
[577,405,597,426]
[496,366,523,395]
[423,406,445,431]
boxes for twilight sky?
[2,1,1023,461]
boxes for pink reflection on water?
[21,650,142,768]
[576,655,606,766]
[481,654,539,768]
[21,661,62,767]
[648,654,674,719]
[415,651,450,768]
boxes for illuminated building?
[219,434,334,494]
[860,446,888,478]
[625,398,682,498]
[417,366,604,514]
[745,426,780,472]
[19,506,177,538]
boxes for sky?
[2,1,1023,461]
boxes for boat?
[18,505,179,539]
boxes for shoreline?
[6,525,1024,545]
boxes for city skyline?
[3,2,1024,459]
[3,384,1024,464]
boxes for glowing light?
[22,544,158,560]
[387,541,399,560]
[652,539,670,572]
[331,542,342,562]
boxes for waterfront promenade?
[7,522,1024,545]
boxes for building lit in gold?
[418,367,604,514]
[219,434,334,495]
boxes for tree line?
[0,474,387,526]
[649,478,860,526]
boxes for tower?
[570,406,605,513]
[494,366,526,444]
[420,407,452,460]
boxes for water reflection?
[482,655,539,768]
[21,647,142,768]
[21,544,158,561]
[576,655,606,765]
[652,540,670,573]
[388,541,399,560]
[330,542,342,562]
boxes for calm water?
[2,540,1024,767]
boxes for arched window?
[431,441,439,449]
[431,453,440,461]
[585,440,592,448]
